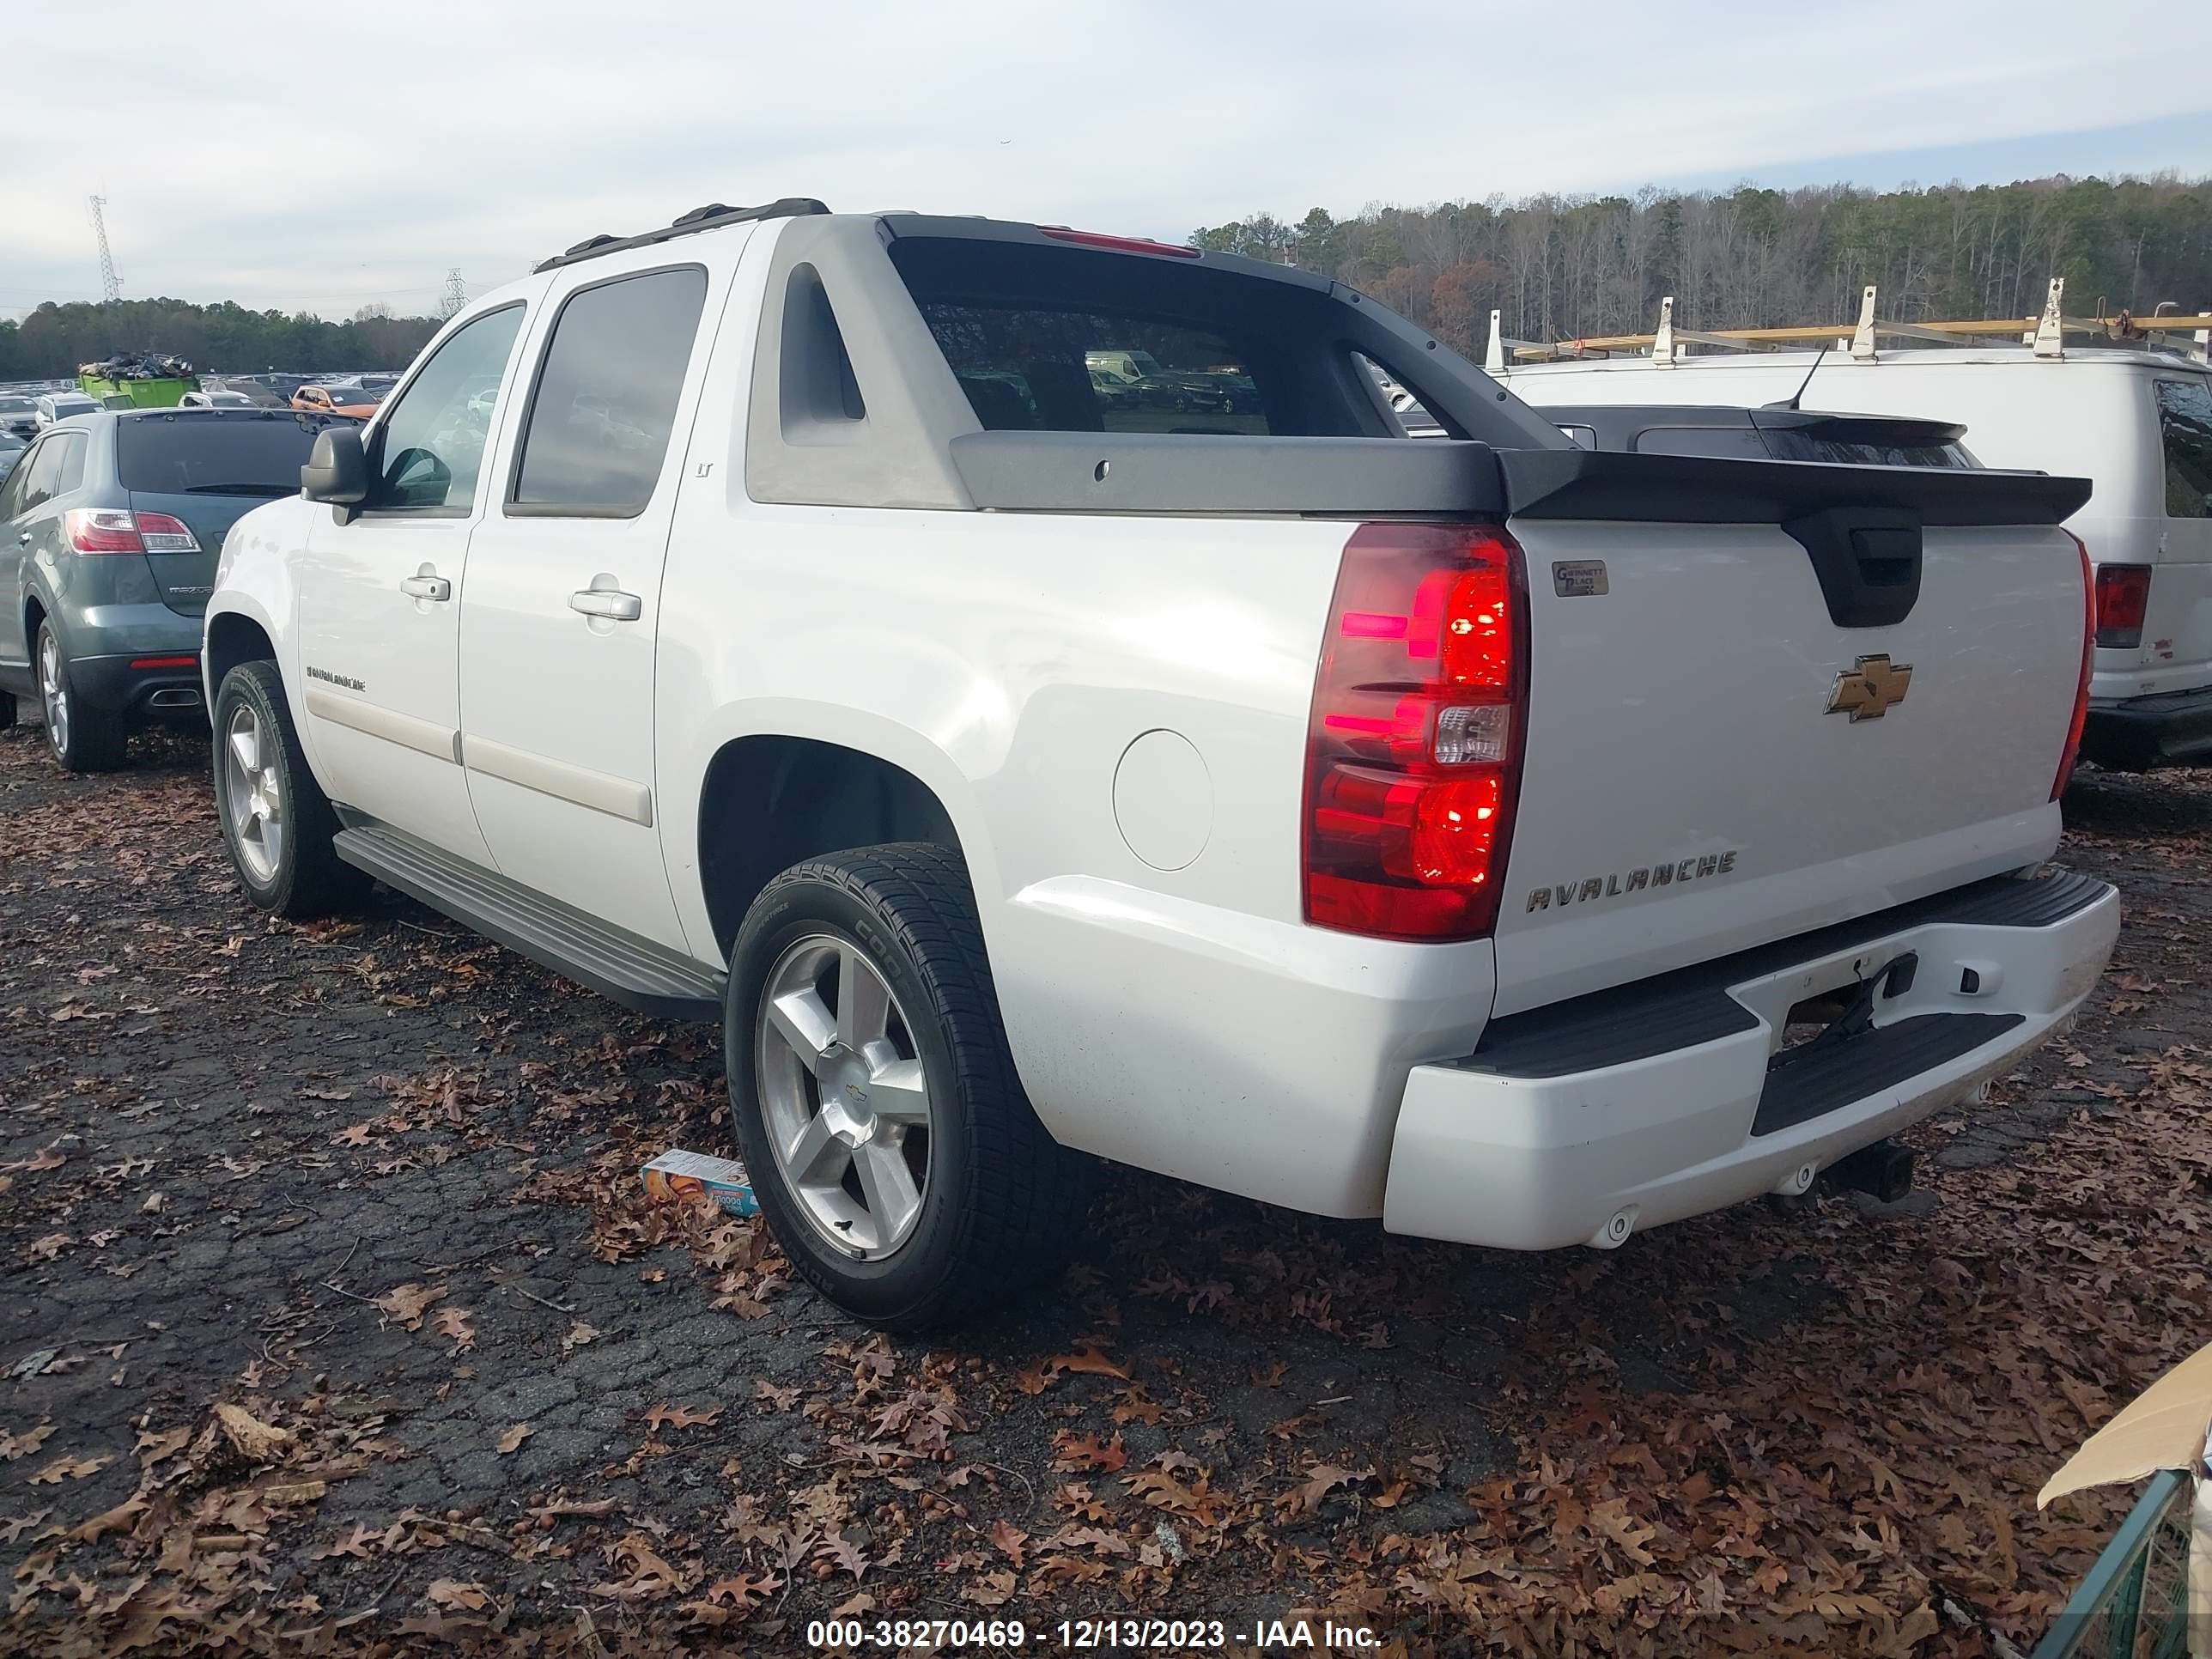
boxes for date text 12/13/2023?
[803,1616,1382,1649]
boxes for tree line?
[1193,174,2212,357]
[0,298,441,382]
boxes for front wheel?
[726,843,1085,1330]
[212,660,368,918]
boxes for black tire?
[726,843,1085,1331]
[211,659,369,919]
[36,621,126,772]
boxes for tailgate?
[126,489,264,617]
[1492,449,2092,1018]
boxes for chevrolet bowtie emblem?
[1826,653,1913,721]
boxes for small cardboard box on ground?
[2039,1339,2212,1656]
[641,1148,761,1218]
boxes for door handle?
[399,570,451,602]
[569,586,641,622]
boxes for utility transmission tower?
[89,196,122,302]
[437,268,467,319]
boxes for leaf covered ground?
[1,723,2206,1656]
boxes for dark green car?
[0,407,356,769]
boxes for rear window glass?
[1633,425,1770,460]
[920,307,1265,436]
[891,236,1379,440]
[116,412,347,495]
[2154,378,2212,520]
[1762,428,1976,468]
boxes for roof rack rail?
[1494,277,2212,367]
[532,197,830,274]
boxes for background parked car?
[0,393,38,437]
[180,388,258,408]
[34,392,100,428]
[0,431,25,482]
[203,379,291,408]
[0,407,357,769]
[292,383,387,418]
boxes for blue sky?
[3,0,2209,320]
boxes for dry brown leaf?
[1051,1431,1127,1473]
[1051,1345,1130,1380]
[373,1282,445,1331]
[496,1422,532,1455]
[330,1122,377,1147]
[0,1423,55,1462]
[430,1305,477,1352]
[561,1321,599,1353]
[645,1403,722,1432]
[988,1517,1030,1568]
[964,1569,1017,1607]
[214,1403,293,1463]
[29,1454,110,1484]
[72,1498,148,1544]
[0,1146,64,1174]
[428,1579,490,1612]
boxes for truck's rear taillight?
[2055,534,2094,800]
[1304,522,1528,940]
[62,509,201,556]
[2093,562,2150,650]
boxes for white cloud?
[3,0,2208,317]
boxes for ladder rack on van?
[1486,278,2212,370]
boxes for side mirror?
[301,425,369,512]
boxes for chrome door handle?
[569,586,641,622]
[399,573,451,601]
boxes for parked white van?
[1502,344,2212,771]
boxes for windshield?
[116,411,350,495]
[0,398,32,415]
[52,398,96,415]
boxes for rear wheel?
[213,660,368,918]
[37,622,125,772]
[726,843,1085,1330]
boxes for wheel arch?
[204,607,279,708]
[695,730,976,957]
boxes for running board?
[332,823,726,1021]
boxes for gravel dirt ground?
[1,720,2207,1658]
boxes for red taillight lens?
[134,513,202,554]
[64,508,143,554]
[2093,562,2150,650]
[1304,522,1528,940]
[2055,534,2094,800]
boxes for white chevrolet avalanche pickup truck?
[204,198,2120,1328]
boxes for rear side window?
[511,265,708,517]
[116,414,339,495]
[2154,378,2212,520]
[1633,425,1770,460]
[891,236,1385,441]
[48,432,86,495]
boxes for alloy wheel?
[37,631,67,757]
[756,933,933,1260]
[221,702,285,885]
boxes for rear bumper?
[1382,869,2119,1250]
[68,652,206,722]
[2081,686,2212,769]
